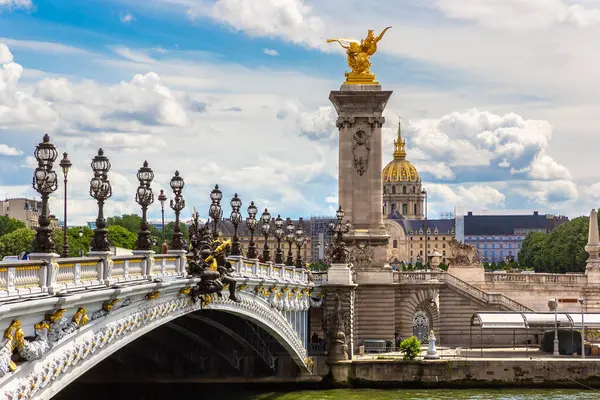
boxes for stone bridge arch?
[396,286,440,342]
[0,291,310,399]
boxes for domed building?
[383,122,456,267]
[382,123,424,220]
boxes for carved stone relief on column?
[349,242,375,268]
[352,130,370,176]
[336,117,356,129]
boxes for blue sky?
[0,0,599,225]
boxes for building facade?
[382,123,424,219]
[0,198,42,229]
[456,210,568,263]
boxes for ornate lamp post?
[169,171,186,250]
[134,161,154,251]
[328,205,351,263]
[230,193,242,256]
[294,218,307,268]
[158,189,167,247]
[422,188,429,268]
[274,215,284,264]
[31,134,59,254]
[209,185,223,240]
[548,298,560,356]
[78,227,84,257]
[260,208,272,262]
[245,201,258,259]
[59,152,72,257]
[89,149,113,252]
[285,218,295,266]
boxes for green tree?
[52,227,94,257]
[107,214,160,236]
[0,228,35,259]
[0,216,26,237]
[163,221,189,243]
[399,336,422,360]
[519,231,548,271]
[438,263,449,271]
[309,259,330,271]
[107,225,137,250]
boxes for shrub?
[399,336,421,360]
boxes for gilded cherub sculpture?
[327,26,391,84]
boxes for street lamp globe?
[247,201,258,219]
[59,152,72,177]
[136,161,154,186]
[275,215,283,229]
[210,184,223,202]
[169,170,184,192]
[91,149,110,176]
[261,208,271,226]
[34,134,58,168]
[230,193,242,210]
[158,189,167,207]
[336,205,344,220]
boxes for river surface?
[246,389,597,400]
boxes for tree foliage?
[107,225,137,250]
[0,216,26,237]
[0,228,35,259]
[309,259,330,271]
[399,336,421,360]
[52,227,95,257]
[519,216,596,273]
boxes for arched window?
[414,204,417,215]
[392,186,396,194]
[393,239,398,248]
[403,186,407,194]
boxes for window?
[393,240,398,248]
[410,243,413,248]
[492,251,495,257]
[410,251,413,256]
[420,244,423,248]
[484,251,488,256]
[435,237,438,241]
[427,244,430,248]
[484,244,488,249]
[443,251,446,256]
[392,186,396,194]
[414,204,417,215]
[499,244,503,249]
[391,203,396,212]
[492,244,495,249]
[443,244,446,248]
[443,237,446,241]
[476,244,480,249]
[420,237,423,241]
[508,244,512,249]
[402,204,408,215]
[403,186,407,194]
[500,251,504,256]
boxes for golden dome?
[382,122,419,183]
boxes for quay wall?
[329,359,600,388]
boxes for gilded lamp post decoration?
[245,201,258,259]
[294,217,307,268]
[59,152,72,258]
[169,171,186,250]
[260,208,272,262]
[134,161,155,251]
[230,193,242,256]
[31,134,59,254]
[328,205,351,263]
[285,218,295,266]
[209,184,223,240]
[274,215,284,264]
[89,149,113,252]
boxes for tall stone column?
[330,85,392,273]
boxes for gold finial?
[393,121,406,160]
[327,26,392,85]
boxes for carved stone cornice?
[336,117,356,129]
[368,116,385,128]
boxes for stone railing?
[391,271,533,312]
[0,254,311,301]
[312,272,328,285]
[393,271,444,283]
[485,272,587,286]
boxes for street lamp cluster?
[29,135,188,256]
[30,134,307,268]
[328,206,351,263]
[207,192,308,267]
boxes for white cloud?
[0,143,22,156]
[119,11,135,23]
[263,48,279,56]
[0,0,32,10]
[427,183,506,210]
[0,38,89,55]
[434,0,600,29]
[514,180,579,205]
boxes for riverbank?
[328,358,600,389]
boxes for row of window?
[475,243,520,249]
[384,185,418,195]
[409,250,447,256]
[392,240,447,249]
[410,236,447,241]
[465,236,524,241]
[482,250,514,257]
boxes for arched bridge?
[0,253,323,399]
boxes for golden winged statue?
[327,26,391,85]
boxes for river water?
[245,389,597,400]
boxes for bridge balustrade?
[0,254,312,302]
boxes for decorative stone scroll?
[336,116,355,129]
[368,116,385,128]
[352,130,371,176]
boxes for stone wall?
[355,285,395,346]
[331,358,600,387]
[477,282,585,312]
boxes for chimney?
[533,211,539,216]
